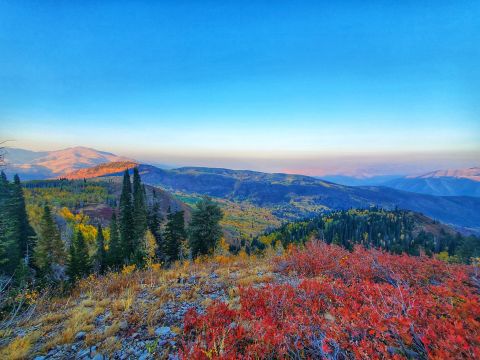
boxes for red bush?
[180,242,480,359]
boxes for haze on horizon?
[1,1,479,177]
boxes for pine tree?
[0,172,20,274]
[119,170,134,262]
[164,209,186,263]
[132,167,147,243]
[147,202,163,259]
[188,197,223,258]
[12,175,35,262]
[107,213,122,269]
[75,230,91,278]
[34,205,65,277]
[94,223,107,274]
[66,237,78,282]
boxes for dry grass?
[0,331,41,360]
[0,250,279,359]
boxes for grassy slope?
[1,244,478,359]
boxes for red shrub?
[180,242,480,359]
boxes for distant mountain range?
[323,167,480,197]
[3,146,131,180]
[4,146,480,231]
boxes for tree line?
[0,168,224,287]
[254,208,480,263]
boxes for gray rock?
[33,356,46,360]
[92,353,104,360]
[119,320,128,330]
[155,326,171,337]
[77,348,90,358]
[75,331,87,341]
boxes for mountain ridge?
[3,146,133,180]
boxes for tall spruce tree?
[34,205,65,277]
[132,167,147,264]
[66,237,78,282]
[67,230,91,282]
[12,175,35,262]
[94,224,107,274]
[147,202,163,259]
[107,213,122,269]
[119,170,134,262]
[75,231,91,278]
[163,209,186,263]
[0,172,20,274]
[188,197,223,258]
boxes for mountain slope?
[411,167,480,181]
[64,161,138,179]
[127,165,480,230]
[382,167,480,197]
[4,147,132,180]
[384,177,480,197]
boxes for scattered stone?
[75,331,87,341]
[33,356,46,360]
[155,326,171,337]
[92,353,104,360]
[77,348,90,358]
[119,320,128,330]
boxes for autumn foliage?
[180,241,480,359]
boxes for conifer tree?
[164,209,186,263]
[0,172,20,274]
[75,230,91,278]
[107,213,122,269]
[34,205,65,277]
[119,170,134,262]
[132,167,147,244]
[188,197,223,258]
[147,202,163,259]
[67,230,91,282]
[94,223,107,274]
[12,174,35,262]
[66,238,78,282]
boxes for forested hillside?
[129,165,480,231]
[256,209,480,263]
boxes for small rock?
[119,320,128,330]
[155,326,171,337]
[75,331,87,341]
[77,348,90,358]
[33,356,46,360]
[92,353,104,360]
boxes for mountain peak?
[3,146,134,180]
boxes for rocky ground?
[1,251,282,360]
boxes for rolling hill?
[114,165,480,231]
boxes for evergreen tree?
[12,175,35,262]
[119,170,134,262]
[66,237,78,282]
[75,230,91,278]
[94,224,107,274]
[147,202,163,259]
[132,167,147,244]
[0,172,20,274]
[189,197,223,258]
[34,205,65,277]
[164,209,186,263]
[67,230,91,282]
[107,213,122,269]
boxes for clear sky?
[1,1,479,176]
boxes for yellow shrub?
[122,264,136,275]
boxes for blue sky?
[0,1,479,175]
